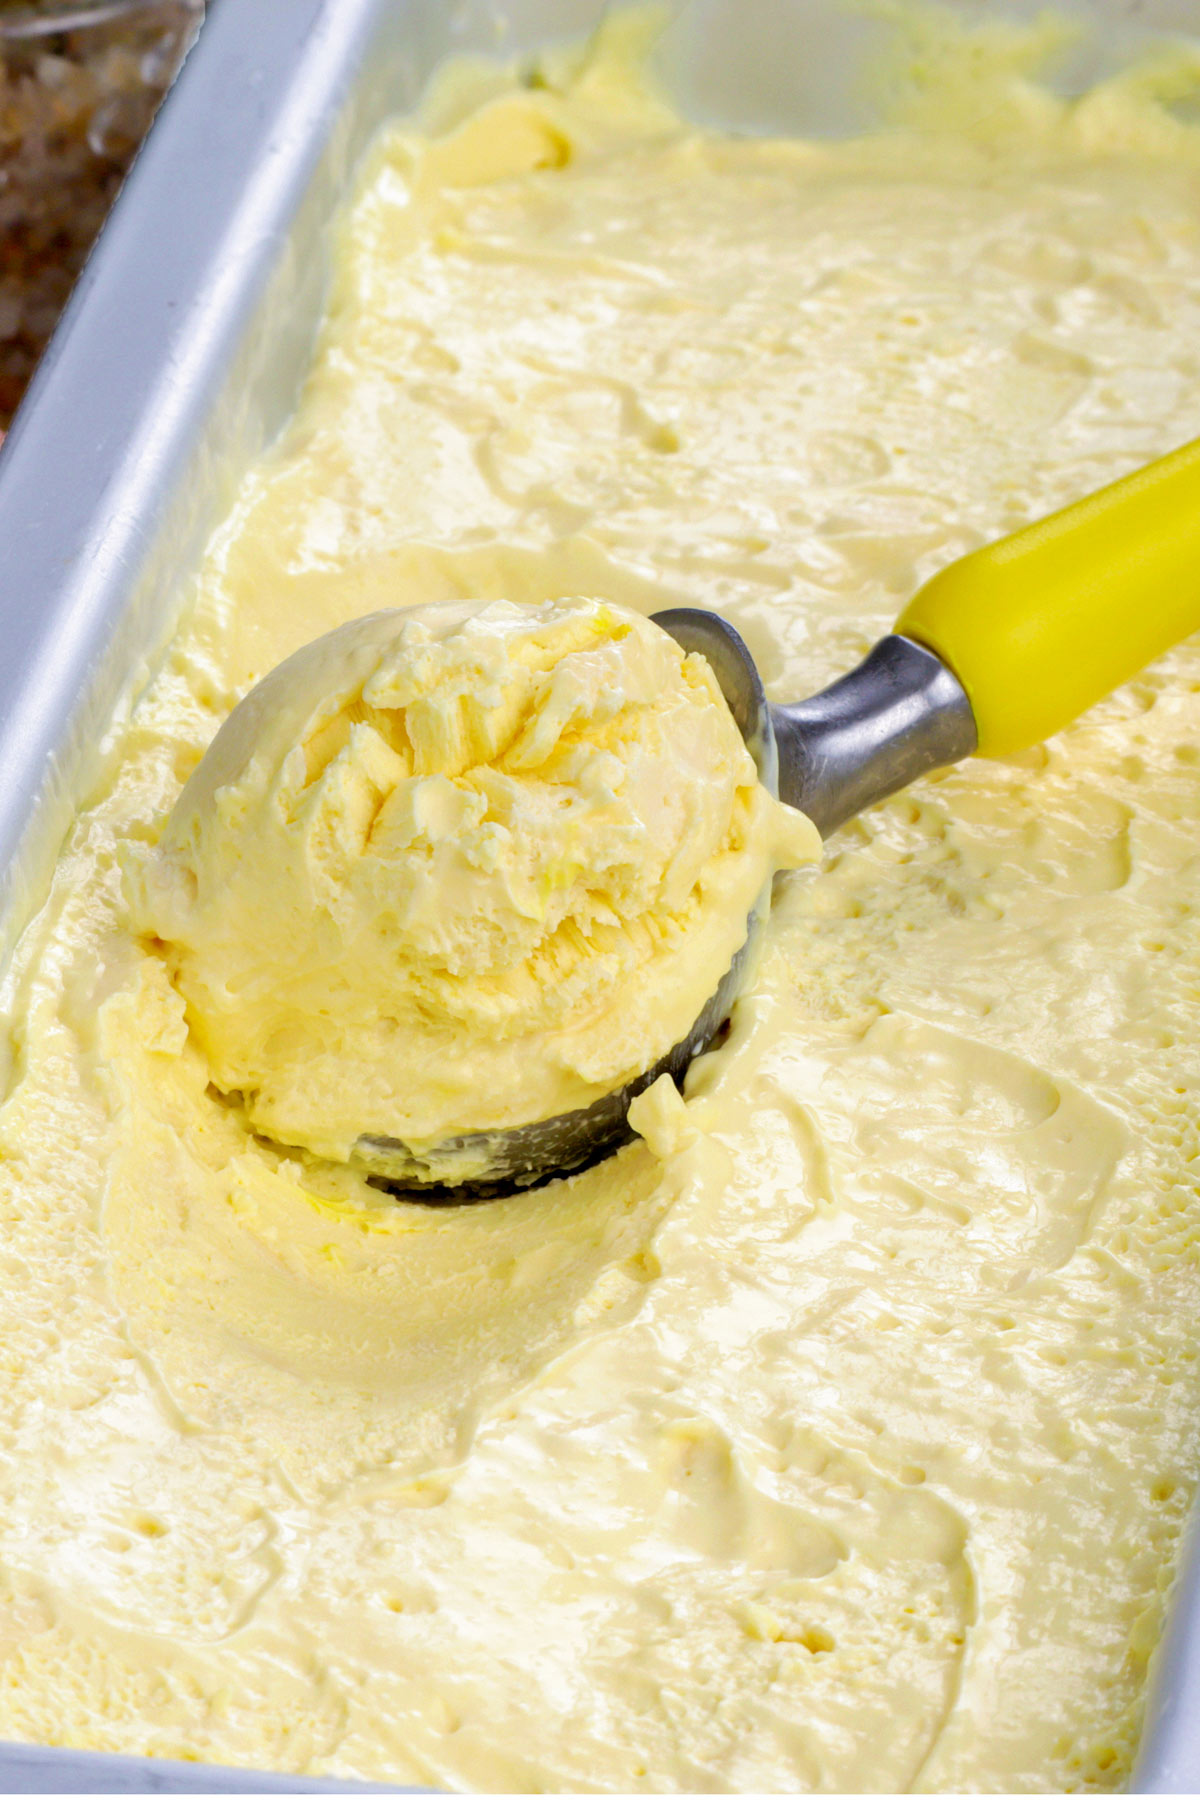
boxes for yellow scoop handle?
[896,434,1200,756]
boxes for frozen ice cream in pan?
[0,0,1198,1790]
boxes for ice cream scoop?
[128,595,817,1194]
[134,436,1200,1201]
[357,429,1200,1195]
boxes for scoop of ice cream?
[127,596,819,1172]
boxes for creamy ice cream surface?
[2,5,1200,1792]
[127,596,815,1169]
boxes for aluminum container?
[0,0,1197,1788]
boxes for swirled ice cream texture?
[127,596,815,1165]
[1,7,1200,1793]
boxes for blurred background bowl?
[0,0,201,429]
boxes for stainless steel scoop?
[358,413,1200,1199]
[355,611,976,1200]
[361,419,1200,1198]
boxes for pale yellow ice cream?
[1,7,1200,1792]
[126,595,816,1174]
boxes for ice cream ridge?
[127,596,818,1180]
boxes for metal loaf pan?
[0,0,1197,1788]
